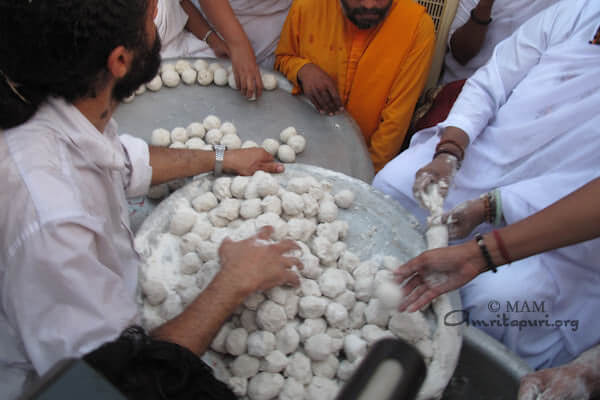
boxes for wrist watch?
[213,144,226,176]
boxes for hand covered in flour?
[440,196,487,240]
[297,63,344,116]
[219,226,303,297]
[518,344,600,400]
[223,148,284,176]
[413,154,459,210]
[394,241,484,312]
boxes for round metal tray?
[134,164,462,399]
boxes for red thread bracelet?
[492,230,511,264]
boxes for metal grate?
[417,0,446,32]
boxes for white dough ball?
[192,192,218,212]
[276,323,300,355]
[280,126,298,143]
[228,377,248,397]
[160,63,175,73]
[169,208,197,236]
[240,199,262,219]
[304,333,333,361]
[181,68,197,85]
[375,279,404,310]
[214,68,228,86]
[208,62,224,72]
[221,134,242,149]
[334,189,355,209]
[277,144,296,163]
[161,69,181,88]
[262,138,280,156]
[220,121,237,136]
[203,115,222,130]
[306,377,339,400]
[205,128,223,145]
[175,59,192,74]
[231,176,250,199]
[318,201,338,223]
[151,128,171,147]
[169,141,186,149]
[146,75,163,91]
[197,69,214,86]
[123,93,135,103]
[170,126,188,143]
[284,353,312,384]
[142,280,168,306]
[226,328,248,356]
[186,122,206,139]
[287,135,306,154]
[247,372,285,400]
[261,73,278,91]
[242,140,259,149]
[247,331,276,358]
[256,300,287,333]
[193,59,209,71]
[212,177,232,200]
[263,350,289,373]
[231,354,260,378]
[135,85,146,95]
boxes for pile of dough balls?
[261,126,307,164]
[150,116,245,152]
[124,59,279,103]
[140,171,434,400]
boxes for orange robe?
[275,0,435,171]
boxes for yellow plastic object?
[416,0,459,91]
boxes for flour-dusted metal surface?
[114,60,374,183]
[134,164,463,399]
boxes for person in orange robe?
[275,0,435,172]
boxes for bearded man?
[275,0,435,172]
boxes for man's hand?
[413,154,459,209]
[218,226,303,297]
[518,365,593,400]
[441,196,487,240]
[229,41,263,100]
[223,148,284,176]
[207,33,230,59]
[394,242,483,312]
[297,63,344,116]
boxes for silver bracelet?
[202,29,214,42]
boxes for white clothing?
[0,98,152,398]
[374,0,600,369]
[441,0,561,84]
[156,0,292,68]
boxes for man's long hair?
[0,0,149,129]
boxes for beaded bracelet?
[475,233,497,273]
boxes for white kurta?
[156,0,292,68]
[0,98,152,398]
[441,0,561,84]
[374,0,600,369]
